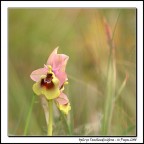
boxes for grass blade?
[23,94,35,135]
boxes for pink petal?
[30,67,48,82]
[55,93,69,105]
[47,47,69,72]
[46,47,69,86]
[53,54,69,71]
[47,47,58,66]
[54,70,68,87]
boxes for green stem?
[48,100,53,136]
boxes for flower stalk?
[48,100,53,136]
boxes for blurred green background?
[8,8,136,136]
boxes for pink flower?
[30,47,71,114]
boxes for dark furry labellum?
[41,74,54,89]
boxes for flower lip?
[41,73,54,89]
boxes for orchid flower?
[30,47,71,135]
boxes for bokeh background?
[8,8,136,136]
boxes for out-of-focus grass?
[8,9,136,136]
